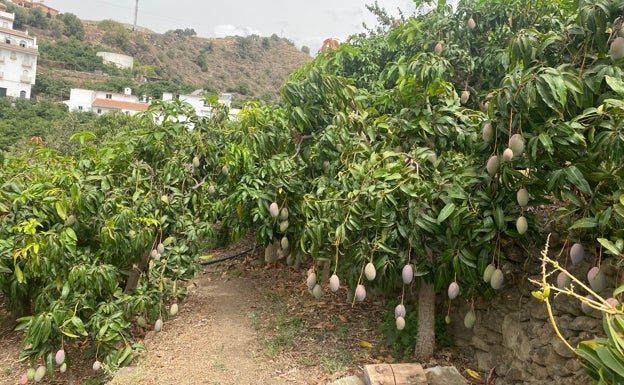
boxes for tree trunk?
[124,249,151,293]
[414,281,435,360]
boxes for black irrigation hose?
[199,246,255,266]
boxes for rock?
[425,366,469,385]
[569,316,599,331]
[475,351,494,372]
[326,376,364,385]
[529,302,549,320]
[530,364,550,380]
[502,315,531,361]
[504,360,526,382]
[551,337,576,358]
[471,335,491,351]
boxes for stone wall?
[447,242,617,384]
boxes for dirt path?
[110,272,295,385]
[107,248,376,385]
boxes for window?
[106,93,112,99]
[20,69,30,83]
[19,90,26,98]
[5,38,10,44]
[78,106,83,110]
[19,40,26,48]
[97,109,102,114]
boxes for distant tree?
[232,82,250,95]
[202,82,217,94]
[6,3,26,29]
[0,98,71,150]
[262,37,270,49]
[26,7,48,28]
[39,38,105,72]
[167,28,197,37]
[32,73,74,100]
[136,80,195,99]
[301,46,310,55]
[57,13,85,40]
[98,19,130,50]
[195,54,208,72]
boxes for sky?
[43,0,417,53]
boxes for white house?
[96,51,133,70]
[0,2,38,99]
[63,87,148,115]
[161,91,238,117]
[63,87,239,120]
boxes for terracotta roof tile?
[92,98,148,111]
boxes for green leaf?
[564,166,592,195]
[537,133,554,155]
[605,76,624,96]
[598,238,622,256]
[69,131,97,145]
[0,263,11,274]
[55,201,67,221]
[570,217,597,229]
[70,316,88,336]
[577,341,603,370]
[493,207,506,231]
[437,203,456,224]
[117,346,134,366]
[595,346,624,378]
[536,73,563,116]
[14,264,24,283]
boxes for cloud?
[213,24,263,38]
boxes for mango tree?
[256,0,624,363]
[0,98,229,377]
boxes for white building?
[63,87,238,120]
[63,87,148,115]
[96,51,134,70]
[0,2,38,99]
[161,91,237,117]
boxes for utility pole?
[133,0,138,31]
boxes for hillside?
[27,15,313,103]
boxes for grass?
[263,313,304,356]
[320,351,354,374]
[248,299,308,358]
[212,344,225,371]
[248,294,358,377]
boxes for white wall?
[63,89,95,111]
[96,52,134,70]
